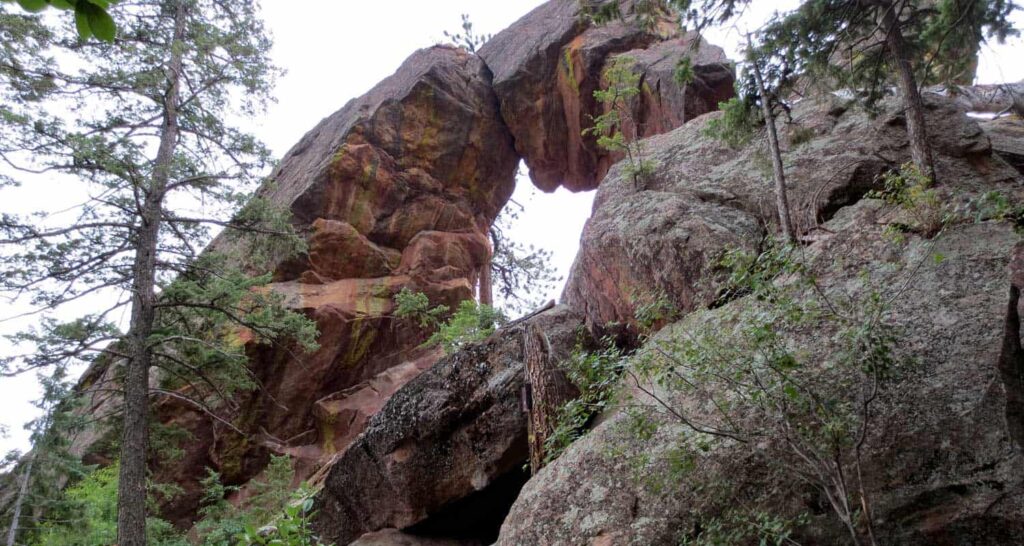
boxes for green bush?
[703,97,758,149]
[427,299,505,354]
[33,463,186,546]
[197,454,294,545]
[868,162,948,238]
[544,339,625,463]
[393,289,506,354]
[393,287,448,329]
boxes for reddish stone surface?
[479,0,734,192]
[70,44,520,528]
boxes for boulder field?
[56,0,1024,544]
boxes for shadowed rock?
[313,306,588,546]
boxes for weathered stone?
[502,97,1024,545]
[66,44,520,526]
[348,529,477,546]
[312,306,588,546]
[479,0,733,192]
[982,115,1024,174]
[304,219,401,283]
[563,94,1018,331]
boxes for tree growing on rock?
[630,243,916,545]
[586,55,657,189]
[758,0,1019,182]
[0,1,317,544]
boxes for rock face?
[479,0,733,192]
[311,305,587,545]
[563,94,1009,331]
[192,44,520,514]
[983,115,1024,174]
[500,97,1024,544]
[65,44,521,526]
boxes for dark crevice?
[815,159,889,225]
[998,285,1024,451]
[403,466,531,544]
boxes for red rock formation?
[64,44,521,528]
[61,0,740,535]
[204,43,520,496]
[479,0,734,192]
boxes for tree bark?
[879,1,937,181]
[747,35,797,244]
[522,323,577,474]
[5,453,33,546]
[116,2,186,544]
[479,256,493,306]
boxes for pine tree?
[0,1,317,544]
[758,0,1019,182]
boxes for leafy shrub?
[625,240,915,545]
[393,287,449,329]
[33,463,186,546]
[969,190,1024,229]
[427,299,505,354]
[544,339,626,463]
[584,56,656,188]
[393,289,506,354]
[632,290,679,333]
[235,486,328,546]
[869,162,948,237]
[680,509,809,546]
[198,454,296,545]
[703,97,758,149]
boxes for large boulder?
[501,98,1024,544]
[193,45,520,511]
[563,94,1015,331]
[313,305,588,546]
[983,115,1024,174]
[502,218,1024,545]
[479,0,733,192]
[68,45,521,526]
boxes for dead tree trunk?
[521,322,577,474]
[5,453,33,546]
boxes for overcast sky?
[2,0,1022,458]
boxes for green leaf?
[84,0,108,7]
[49,0,75,9]
[79,1,115,42]
[16,0,48,12]
[74,7,92,39]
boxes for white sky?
[2,0,1022,458]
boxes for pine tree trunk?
[880,2,937,181]
[748,35,796,243]
[5,453,33,546]
[116,2,186,544]
[522,323,576,474]
[479,257,493,306]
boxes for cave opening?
[403,466,532,544]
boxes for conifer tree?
[758,0,1019,182]
[0,1,317,544]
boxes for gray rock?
[313,305,589,546]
